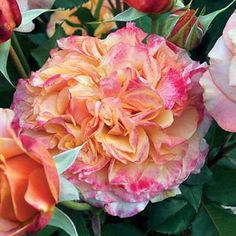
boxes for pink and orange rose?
[200,10,236,132]
[0,109,59,235]
[12,24,209,217]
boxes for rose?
[47,0,116,38]
[0,0,21,43]
[12,23,209,217]
[200,10,236,132]
[0,109,59,235]
[124,0,176,14]
[163,9,204,50]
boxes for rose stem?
[11,33,30,77]
[60,200,95,211]
[9,45,28,78]
[151,15,158,34]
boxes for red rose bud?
[164,9,203,50]
[124,0,176,14]
[0,0,22,43]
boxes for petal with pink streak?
[104,22,147,49]
[200,71,236,132]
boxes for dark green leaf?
[31,25,66,66]
[102,223,144,236]
[148,199,195,234]
[192,203,236,236]
[53,0,88,8]
[204,167,236,205]
[185,166,213,185]
[180,185,202,212]
[34,225,58,236]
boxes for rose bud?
[164,9,204,50]
[124,0,176,14]
[0,0,22,43]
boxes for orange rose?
[0,109,59,236]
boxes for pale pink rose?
[12,24,209,217]
[200,10,236,132]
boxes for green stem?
[94,0,105,20]
[208,133,234,167]
[60,201,94,211]
[151,15,158,34]
[9,46,28,78]
[11,33,30,77]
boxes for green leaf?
[16,9,50,31]
[113,8,146,22]
[54,144,84,174]
[0,40,13,85]
[185,165,213,185]
[59,176,80,202]
[53,0,88,8]
[34,225,58,236]
[199,0,236,34]
[31,25,66,66]
[102,223,144,236]
[192,203,236,236]
[180,185,202,212]
[204,167,236,205]
[49,208,78,236]
[148,199,195,234]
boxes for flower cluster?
[11,23,209,217]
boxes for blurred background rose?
[0,0,22,43]
[200,10,236,132]
[124,0,175,13]
[47,0,117,38]
[0,109,59,235]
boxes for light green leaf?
[16,9,50,31]
[49,208,78,236]
[199,0,236,34]
[59,176,80,202]
[113,8,146,22]
[0,40,13,86]
[54,144,84,174]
